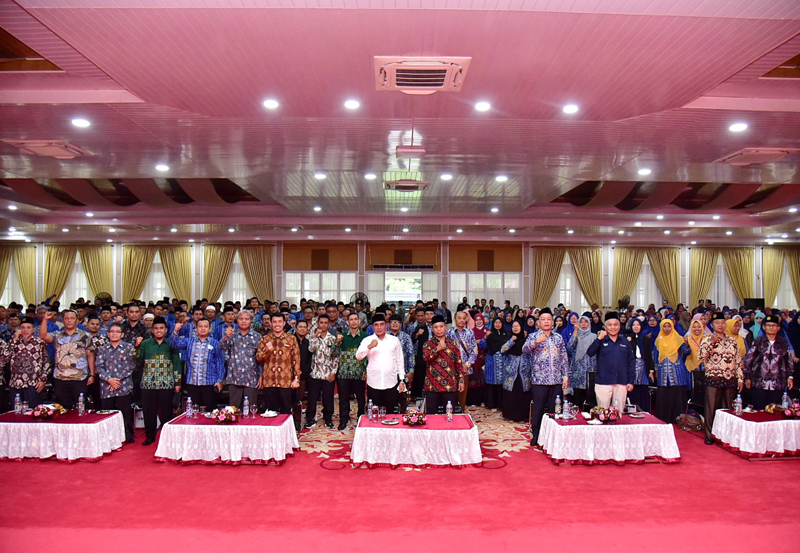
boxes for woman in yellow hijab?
[684,317,706,372]
[725,318,747,358]
[653,319,691,423]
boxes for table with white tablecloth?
[154,413,299,465]
[350,414,482,468]
[537,412,680,465]
[712,409,800,458]
[0,410,125,463]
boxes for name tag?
[603,343,608,347]
[207,344,214,350]
[619,344,627,349]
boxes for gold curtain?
[783,248,800,308]
[43,245,77,301]
[530,247,565,307]
[719,247,754,304]
[612,247,645,306]
[689,247,719,306]
[644,247,681,308]
[159,246,193,301]
[0,247,14,301]
[239,245,274,301]
[122,246,157,302]
[202,244,236,302]
[79,245,114,298]
[13,246,36,305]
[762,247,785,308]
[567,246,603,307]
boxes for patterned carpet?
[298,402,532,469]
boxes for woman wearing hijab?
[590,311,603,334]
[500,320,531,423]
[627,318,654,410]
[725,318,748,359]
[685,317,706,374]
[553,315,565,335]
[618,311,629,332]
[561,312,578,342]
[481,317,507,409]
[502,311,514,334]
[524,315,537,337]
[641,314,659,342]
[566,315,596,409]
[467,314,488,406]
[751,311,766,340]
[651,319,691,423]
[675,311,692,336]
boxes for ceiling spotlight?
[495,175,508,182]
[344,99,360,110]
[795,228,800,232]
[106,238,113,243]
[228,228,235,233]
[782,233,789,238]
[291,227,298,232]
[400,207,409,212]
[170,228,177,233]
[62,228,69,232]
[567,229,574,234]
[634,222,642,227]
[108,227,116,233]
[490,207,499,213]
[7,205,17,211]
[364,173,377,180]
[712,215,721,220]
[85,212,94,217]
[729,122,748,132]
[188,239,195,243]
[262,99,279,109]
[789,207,798,213]
[24,238,31,243]
[8,227,15,232]
[688,221,695,225]
[618,230,625,235]
[155,164,169,172]
[440,173,453,181]
[314,172,326,180]
[663,230,671,234]
[508,228,516,233]
[562,104,579,114]
[153,237,159,241]
[344,227,352,232]
[691,241,697,245]
[475,101,491,112]
[610,240,617,244]
[71,118,90,128]
[456,228,463,233]
[313,206,322,212]
[402,228,409,233]
[656,215,664,220]
[726,230,733,235]
[638,168,652,176]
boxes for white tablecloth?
[154,414,300,465]
[537,414,681,465]
[350,414,483,468]
[0,412,125,462]
[712,409,800,457]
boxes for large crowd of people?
[0,293,797,447]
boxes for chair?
[686,370,705,417]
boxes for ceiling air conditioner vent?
[375,56,471,95]
[385,180,429,192]
[714,148,799,166]
[3,139,92,159]
[374,264,435,270]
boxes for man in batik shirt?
[336,313,367,429]
[446,311,478,412]
[388,314,414,413]
[39,309,96,409]
[744,314,794,410]
[96,323,136,443]
[422,315,466,415]
[2,317,49,408]
[221,310,262,411]
[85,314,110,409]
[306,315,339,429]
[256,313,301,416]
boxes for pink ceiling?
[0,1,798,244]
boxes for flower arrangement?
[31,403,66,421]
[590,405,621,424]
[402,408,427,426]
[211,406,241,424]
[765,403,800,419]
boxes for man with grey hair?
[220,310,262,411]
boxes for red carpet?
[1,415,799,553]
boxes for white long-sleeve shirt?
[356,333,404,390]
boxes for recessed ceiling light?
[106,238,113,243]
[8,227,15,232]
[475,101,491,112]
[400,207,409,212]
[508,228,516,233]
[456,228,463,233]
[313,206,322,212]
[85,212,93,217]
[795,228,800,232]
[618,230,625,235]
[364,173,377,180]
[344,99,360,110]
[562,104,579,114]
[7,205,17,211]
[638,168,652,176]
[790,207,798,213]
[656,215,664,220]
[291,227,298,232]
[170,227,177,233]
[490,207,499,213]
[314,172,326,180]
[155,164,169,172]
[228,228,235,233]
[71,118,90,128]
[344,227,351,232]
[726,230,733,235]
[440,173,453,181]
[712,215,721,220]
[188,239,195,243]
[729,122,748,132]
[663,229,671,234]
[610,240,617,244]
[691,241,697,245]
[153,237,159,241]
[262,99,279,109]
[108,227,116,233]
[567,229,574,234]
[782,233,789,238]
[402,228,409,233]
[767,240,775,245]
[495,175,508,182]
[24,238,31,243]
[688,221,695,225]
[634,222,642,227]
[308,235,314,239]
[62,228,69,232]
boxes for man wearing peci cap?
[421,315,466,415]
[586,311,635,410]
[699,311,744,444]
[743,314,794,410]
[2,317,51,409]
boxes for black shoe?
[337,423,347,431]
[325,422,334,429]
[142,438,155,446]
[530,437,538,447]
[305,421,316,429]
[126,437,135,444]
[704,437,714,445]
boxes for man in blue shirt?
[171,318,225,412]
[586,312,635,409]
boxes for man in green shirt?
[134,316,182,446]
[336,313,367,430]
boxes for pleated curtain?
[122,246,157,302]
[530,247,565,307]
[79,245,114,298]
[566,247,603,307]
[159,246,193,302]
[717,247,754,304]
[202,244,236,302]
[611,247,644,306]
[783,248,800,308]
[761,247,785,308]
[13,246,36,305]
[43,245,78,301]
[239,245,274,301]
[689,247,719,306]
[0,247,15,301]
[643,247,681,308]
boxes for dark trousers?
[705,386,735,439]
[53,378,88,410]
[531,384,560,441]
[306,377,335,425]
[751,388,783,411]
[264,387,293,414]
[102,394,134,441]
[87,377,103,410]
[12,386,43,409]
[292,380,307,430]
[187,384,218,411]
[368,385,399,413]
[425,391,458,415]
[229,384,259,411]
[141,389,174,440]
[567,387,587,411]
[338,378,366,423]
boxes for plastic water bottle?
[243,396,250,417]
[555,395,562,416]
[77,393,85,416]
[781,392,791,409]
[367,399,374,421]
[446,400,453,422]
[14,393,21,414]
[613,397,620,412]
[734,394,743,416]
[562,399,571,420]
[185,397,194,418]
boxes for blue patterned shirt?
[390,330,415,374]
[220,328,262,388]
[95,341,135,399]
[446,327,478,374]
[170,334,226,386]
[522,331,569,386]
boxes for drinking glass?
[378,406,386,421]
[21,401,28,414]
[197,406,206,419]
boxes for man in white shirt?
[356,313,405,413]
